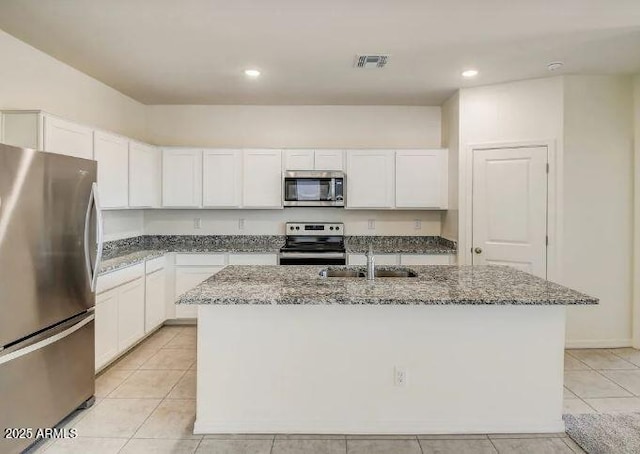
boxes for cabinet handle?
[474,247,483,254]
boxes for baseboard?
[565,338,632,349]
[194,419,565,435]
[164,318,197,326]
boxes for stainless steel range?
[279,222,346,265]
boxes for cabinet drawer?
[400,254,453,265]
[175,254,226,266]
[228,254,278,265]
[97,263,145,294]
[145,255,166,274]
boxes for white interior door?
[472,146,548,278]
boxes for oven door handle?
[279,252,346,259]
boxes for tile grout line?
[487,436,500,453]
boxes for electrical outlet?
[394,367,407,387]
[367,219,376,230]
[414,219,422,230]
[238,219,245,230]
[193,218,202,229]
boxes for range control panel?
[285,222,344,236]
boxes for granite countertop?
[98,235,458,275]
[99,250,166,275]
[177,265,598,306]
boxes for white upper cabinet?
[243,149,283,209]
[314,149,344,170]
[1,111,93,160]
[284,149,315,171]
[346,150,395,208]
[162,148,203,208]
[395,149,448,209]
[94,131,129,209]
[283,149,344,171]
[203,149,242,207]
[44,116,94,160]
[129,141,161,208]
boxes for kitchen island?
[177,265,597,435]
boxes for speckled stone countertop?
[345,236,456,254]
[177,265,598,306]
[99,250,166,275]
[99,235,457,275]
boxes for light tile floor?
[28,327,640,453]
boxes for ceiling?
[0,0,639,106]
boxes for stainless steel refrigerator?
[0,143,103,454]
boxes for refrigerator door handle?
[83,183,96,287]
[84,182,104,292]
[0,313,94,365]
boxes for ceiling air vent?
[354,54,389,69]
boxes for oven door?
[278,252,346,266]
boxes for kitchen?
[0,1,639,453]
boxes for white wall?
[144,209,442,236]
[0,30,147,141]
[458,75,636,347]
[440,92,460,245]
[458,77,564,264]
[147,105,441,148]
[563,76,634,347]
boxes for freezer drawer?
[0,313,95,454]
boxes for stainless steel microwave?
[283,171,345,207]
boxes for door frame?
[460,140,561,282]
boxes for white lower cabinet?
[94,263,148,371]
[117,277,145,352]
[399,254,455,265]
[174,266,224,319]
[145,268,166,333]
[95,288,119,371]
[347,254,399,266]
[228,254,278,265]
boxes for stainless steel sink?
[374,269,417,278]
[319,268,417,278]
[319,269,365,278]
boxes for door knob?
[474,247,483,254]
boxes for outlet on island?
[394,367,407,387]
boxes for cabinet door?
[284,149,314,170]
[95,288,119,371]
[203,149,242,207]
[145,268,166,333]
[400,254,453,265]
[228,254,278,265]
[94,131,129,208]
[243,149,282,208]
[346,150,395,208]
[174,266,224,318]
[395,149,448,209]
[314,149,344,170]
[117,277,145,352]
[129,141,161,208]
[162,148,203,207]
[43,115,93,160]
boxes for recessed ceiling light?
[547,61,564,72]
[462,69,479,78]
[244,69,261,78]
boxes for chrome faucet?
[366,243,375,281]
